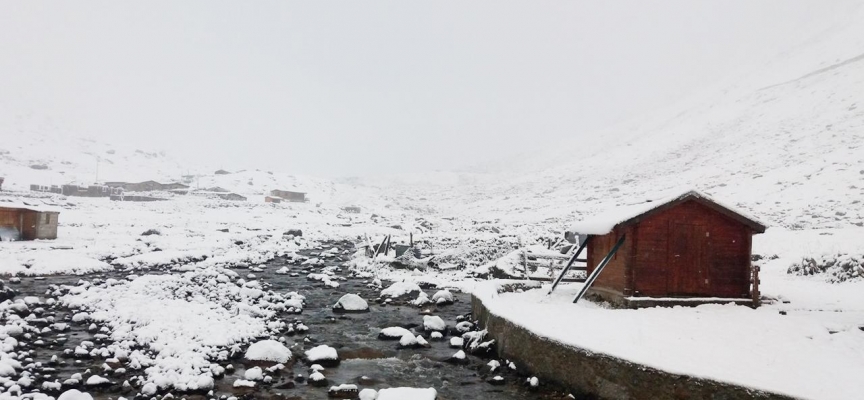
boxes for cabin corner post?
[623,226,636,297]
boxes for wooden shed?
[0,203,61,240]
[571,190,765,307]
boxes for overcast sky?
[0,1,854,177]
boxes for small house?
[0,203,61,240]
[264,196,282,204]
[342,206,362,214]
[270,189,306,202]
[570,190,766,307]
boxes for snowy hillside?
[352,4,864,231]
[0,106,186,188]
[0,106,397,211]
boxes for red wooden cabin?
[571,190,766,307]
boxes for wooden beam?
[573,234,626,304]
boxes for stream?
[5,241,569,399]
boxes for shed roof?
[0,200,63,213]
[570,190,766,235]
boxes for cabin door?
[668,222,708,295]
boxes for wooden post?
[521,249,528,277]
[752,265,761,307]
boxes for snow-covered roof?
[570,190,765,235]
[0,200,63,213]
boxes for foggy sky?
[0,1,853,177]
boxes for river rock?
[332,294,369,313]
[245,340,292,363]
[431,290,454,305]
[308,371,328,387]
[305,345,340,367]
[380,282,422,298]
[378,327,412,340]
[423,316,446,332]
[446,350,468,365]
[328,383,359,398]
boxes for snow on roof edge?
[0,200,63,213]
[570,189,765,235]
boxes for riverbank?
[470,278,864,400]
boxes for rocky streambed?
[1,241,571,399]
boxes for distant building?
[109,195,165,202]
[214,169,231,175]
[31,184,119,197]
[270,189,306,203]
[0,203,60,240]
[342,206,362,214]
[162,182,189,191]
[264,196,282,204]
[105,181,189,192]
[218,193,247,201]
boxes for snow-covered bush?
[788,253,864,282]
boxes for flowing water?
[8,241,569,399]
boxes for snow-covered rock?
[378,326,412,340]
[309,371,328,387]
[244,367,264,381]
[332,293,369,312]
[423,315,446,332]
[377,387,437,400]
[305,345,339,366]
[381,282,421,298]
[359,388,378,400]
[84,375,110,386]
[141,382,158,396]
[57,390,94,400]
[233,379,256,388]
[398,333,428,348]
[432,289,454,305]
[245,339,292,363]
[328,383,359,397]
[455,321,474,333]
[410,292,432,307]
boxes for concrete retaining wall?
[472,295,797,400]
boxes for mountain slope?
[371,5,864,230]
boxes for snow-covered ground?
[472,227,864,400]
[0,3,862,400]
